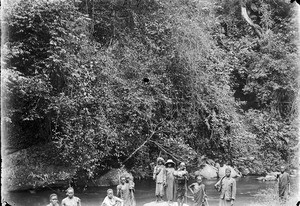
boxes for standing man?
[153,157,166,202]
[278,166,290,203]
[61,187,81,206]
[174,162,188,206]
[214,167,236,206]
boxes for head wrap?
[157,157,165,163]
[225,167,231,172]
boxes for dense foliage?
[2,0,299,187]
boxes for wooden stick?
[122,132,155,164]
[205,198,210,206]
[150,140,184,162]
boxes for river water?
[3,176,298,206]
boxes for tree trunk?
[240,0,263,38]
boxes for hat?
[157,157,165,163]
[165,159,175,167]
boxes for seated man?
[102,189,124,206]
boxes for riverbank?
[248,187,299,206]
[2,145,297,192]
[2,145,76,191]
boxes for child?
[46,193,59,206]
[102,189,124,206]
[117,175,136,206]
[153,157,166,202]
[188,176,208,206]
[126,175,136,206]
[117,176,127,199]
[61,187,81,206]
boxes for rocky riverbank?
[2,144,133,192]
[194,164,242,179]
[3,146,296,192]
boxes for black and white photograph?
[1,0,300,205]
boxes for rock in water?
[256,177,265,181]
[264,175,277,181]
[256,175,277,181]
[196,164,218,179]
[267,172,280,177]
[218,165,241,178]
[257,172,280,181]
[93,168,133,186]
[143,201,189,206]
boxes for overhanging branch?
[122,133,153,164]
[240,0,263,38]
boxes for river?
[3,176,298,206]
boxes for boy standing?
[153,157,166,202]
[188,176,207,206]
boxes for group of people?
[152,158,292,206]
[152,157,236,206]
[101,175,136,206]
[47,187,81,206]
[46,175,135,206]
[153,158,188,206]
[45,158,291,206]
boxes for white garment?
[101,196,123,206]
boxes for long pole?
[205,198,210,206]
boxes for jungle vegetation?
[2,0,299,188]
